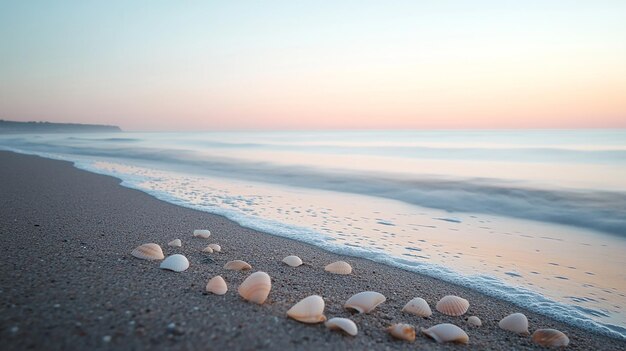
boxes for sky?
[0,1,625,131]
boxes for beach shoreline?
[0,150,624,350]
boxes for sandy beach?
[0,150,624,350]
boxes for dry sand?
[0,151,624,350]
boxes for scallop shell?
[467,316,482,327]
[206,275,227,295]
[287,295,326,324]
[532,329,569,348]
[193,229,211,238]
[201,246,214,253]
[436,295,469,316]
[498,313,529,335]
[224,260,252,271]
[421,323,469,344]
[208,243,221,252]
[238,271,271,304]
[344,291,386,313]
[167,239,182,247]
[131,243,164,260]
[324,261,352,275]
[282,255,303,267]
[402,297,432,317]
[387,323,416,342]
[159,254,189,272]
[325,317,357,336]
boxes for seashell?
[168,239,182,247]
[498,313,529,335]
[387,323,416,342]
[208,243,221,252]
[467,316,482,327]
[238,271,271,304]
[131,243,164,260]
[421,323,469,344]
[325,317,357,336]
[287,295,326,323]
[193,229,211,238]
[224,260,252,271]
[324,261,352,275]
[206,275,227,295]
[201,246,214,253]
[436,295,469,316]
[344,291,386,313]
[282,255,303,267]
[532,329,569,348]
[159,254,189,272]
[402,297,432,317]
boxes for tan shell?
[436,295,469,316]
[159,254,189,272]
[325,317,357,336]
[238,271,271,304]
[193,229,211,238]
[201,246,214,253]
[208,243,221,252]
[467,316,482,327]
[344,291,386,313]
[287,295,326,323]
[421,323,469,344]
[167,239,182,247]
[131,243,164,260]
[324,261,352,275]
[282,255,303,267]
[224,260,252,271]
[532,329,569,348]
[387,323,416,342]
[498,313,529,335]
[402,297,432,317]
[206,275,227,295]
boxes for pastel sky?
[1,1,625,131]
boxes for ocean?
[1,129,625,339]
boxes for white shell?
[436,295,469,316]
[208,243,221,252]
[325,317,357,336]
[344,291,386,313]
[206,275,227,295]
[402,297,432,317]
[167,239,182,247]
[324,261,352,275]
[287,295,326,324]
[193,229,211,238]
[224,260,252,271]
[282,255,303,267]
[159,254,189,272]
[387,323,416,342]
[201,246,214,253]
[532,329,569,348]
[238,271,271,304]
[421,323,469,344]
[467,316,482,327]
[131,243,164,260]
[498,313,529,335]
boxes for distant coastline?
[0,120,121,133]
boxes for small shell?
[532,329,569,348]
[344,291,386,313]
[167,239,182,247]
[238,271,271,304]
[436,295,469,316]
[498,313,529,335]
[422,323,469,344]
[159,254,189,272]
[467,316,482,327]
[402,297,432,317]
[201,246,214,253]
[287,295,326,324]
[224,260,252,271]
[131,243,164,260]
[206,276,227,295]
[282,255,303,267]
[193,229,211,238]
[325,317,357,336]
[208,243,221,252]
[387,323,416,342]
[324,261,352,275]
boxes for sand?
[0,150,624,350]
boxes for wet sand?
[0,150,624,350]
